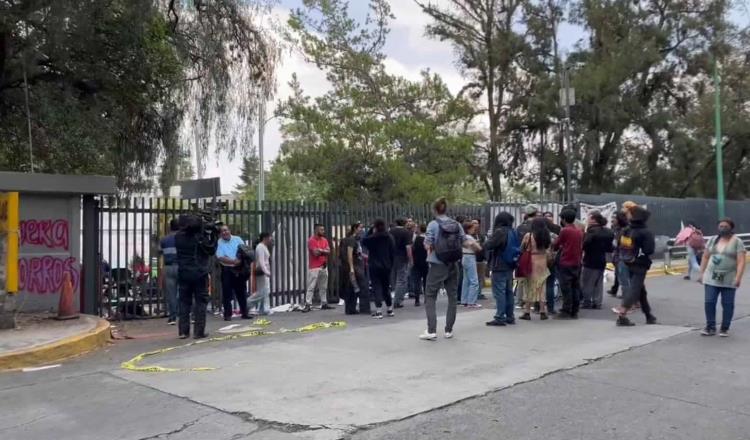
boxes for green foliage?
[0,0,276,191]
[277,0,476,204]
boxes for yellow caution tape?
[253,318,272,327]
[121,321,346,373]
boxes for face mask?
[718,227,732,237]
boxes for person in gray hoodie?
[484,212,518,326]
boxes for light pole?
[714,58,725,218]
[258,100,266,205]
[560,63,575,202]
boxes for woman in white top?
[461,222,483,307]
[248,232,272,315]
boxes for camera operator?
[175,214,218,339]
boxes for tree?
[0,0,277,191]
[277,0,476,204]
[418,0,542,201]
[233,150,261,200]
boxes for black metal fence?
[95,197,485,319]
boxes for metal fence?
[95,197,485,319]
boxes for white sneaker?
[419,331,437,341]
[444,331,453,339]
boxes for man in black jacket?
[175,214,218,339]
[581,211,614,309]
[484,212,517,326]
[613,206,658,326]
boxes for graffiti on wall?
[18,218,79,294]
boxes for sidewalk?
[0,313,110,370]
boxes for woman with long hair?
[340,222,370,315]
[460,221,483,308]
[362,219,396,319]
[519,217,552,320]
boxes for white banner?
[579,202,618,226]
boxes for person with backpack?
[362,219,396,319]
[484,211,519,326]
[612,206,658,326]
[553,209,584,319]
[676,221,705,281]
[699,218,745,337]
[420,197,467,341]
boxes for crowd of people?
[160,197,745,341]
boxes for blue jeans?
[461,255,480,305]
[248,275,270,315]
[704,284,736,331]
[617,261,630,293]
[492,270,515,323]
[164,264,179,321]
[546,265,556,313]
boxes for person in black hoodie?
[612,206,658,326]
[581,211,614,309]
[484,212,517,326]
[362,219,396,319]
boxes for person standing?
[461,221,483,308]
[340,223,370,315]
[581,211,614,309]
[175,214,218,339]
[484,212,518,326]
[304,224,333,312]
[518,218,552,320]
[248,232,272,315]
[159,219,180,325]
[544,213,559,314]
[553,209,584,319]
[677,221,705,281]
[473,218,488,300]
[420,198,467,341]
[412,224,429,307]
[612,206,658,326]
[216,225,251,321]
[390,218,414,308]
[699,219,745,337]
[608,212,629,298]
[362,219,396,319]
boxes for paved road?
[1,274,748,440]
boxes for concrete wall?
[17,194,81,312]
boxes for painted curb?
[0,316,110,371]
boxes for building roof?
[0,171,117,195]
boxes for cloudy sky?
[203,0,748,194]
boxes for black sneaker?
[555,311,573,320]
[387,309,395,317]
[700,328,716,336]
[591,305,602,310]
[223,317,232,322]
[646,314,658,325]
[414,300,421,307]
[321,304,335,310]
[178,333,189,339]
[580,304,593,310]
[301,304,311,313]
[540,313,548,320]
[607,289,617,297]
[486,319,506,326]
[372,311,383,319]
[520,313,531,320]
[616,316,635,327]
[394,303,404,309]
[194,332,209,339]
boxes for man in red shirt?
[304,224,333,312]
[553,209,584,319]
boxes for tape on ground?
[121,321,346,373]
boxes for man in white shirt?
[248,232,273,315]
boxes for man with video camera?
[175,213,219,339]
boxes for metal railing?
[664,233,750,273]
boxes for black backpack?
[235,244,256,279]
[434,218,463,264]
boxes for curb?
[0,316,110,371]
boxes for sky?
[202,0,749,195]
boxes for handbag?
[516,250,532,278]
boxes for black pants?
[343,266,370,315]
[370,266,392,309]
[413,265,428,303]
[221,266,249,319]
[623,269,652,316]
[456,262,463,302]
[178,275,208,337]
[558,266,581,316]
